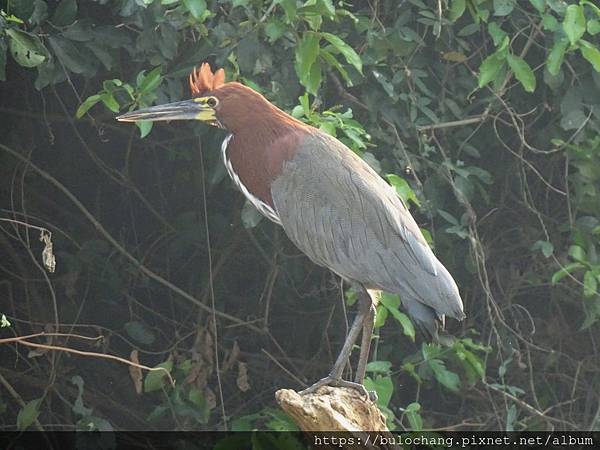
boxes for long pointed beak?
[116,99,214,123]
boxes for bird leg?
[299,289,376,401]
[354,303,376,385]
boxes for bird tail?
[403,298,462,346]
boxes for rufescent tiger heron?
[117,63,465,399]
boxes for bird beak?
[116,99,216,123]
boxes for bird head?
[116,63,286,134]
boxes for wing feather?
[271,131,465,330]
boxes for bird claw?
[299,376,377,402]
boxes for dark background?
[1,0,599,433]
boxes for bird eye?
[206,96,218,107]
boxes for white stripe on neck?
[221,134,281,225]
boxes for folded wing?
[271,131,465,335]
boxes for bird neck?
[224,106,310,209]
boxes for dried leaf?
[0,314,10,328]
[236,362,250,392]
[222,341,240,373]
[204,386,216,410]
[441,51,467,62]
[27,348,47,358]
[191,328,214,369]
[40,230,56,273]
[129,350,143,395]
[184,362,210,390]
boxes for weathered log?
[276,386,400,449]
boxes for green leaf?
[546,39,568,75]
[320,50,351,84]
[542,14,559,31]
[183,0,207,20]
[51,0,77,26]
[6,29,46,68]
[0,38,7,81]
[458,23,480,36]
[30,0,49,25]
[136,121,153,138]
[48,36,88,74]
[75,94,101,119]
[581,0,600,17]
[373,303,388,328]
[507,53,536,92]
[318,0,336,17]
[563,4,586,45]
[532,240,554,258]
[448,0,466,22]
[124,321,156,345]
[188,387,208,408]
[305,58,322,94]
[463,348,486,379]
[428,359,461,392]
[62,21,94,43]
[438,209,459,225]
[7,0,35,19]
[478,53,505,88]
[386,174,420,207]
[568,245,586,262]
[144,361,173,393]
[366,361,392,374]
[321,32,362,74]
[488,22,507,46]
[265,19,286,43]
[295,31,320,89]
[86,42,113,70]
[17,398,41,430]
[302,12,322,31]
[404,402,423,430]
[298,93,310,116]
[380,293,416,341]
[506,404,518,431]
[70,375,93,417]
[551,262,584,284]
[579,40,600,72]
[100,93,119,113]
[279,0,298,23]
[493,0,515,16]
[264,408,299,432]
[363,375,393,407]
[496,35,509,55]
[138,66,162,93]
[588,19,600,35]
[230,413,261,431]
[3,13,24,24]
[584,271,598,297]
[528,0,545,13]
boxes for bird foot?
[299,376,378,402]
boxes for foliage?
[1,0,600,434]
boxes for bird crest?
[189,63,225,96]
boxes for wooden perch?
[276,386,387,431]
[276,386,400,450]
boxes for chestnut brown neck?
[221,89,312,207]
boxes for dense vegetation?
[1,0,599,434]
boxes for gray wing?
[271,131,464,333]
